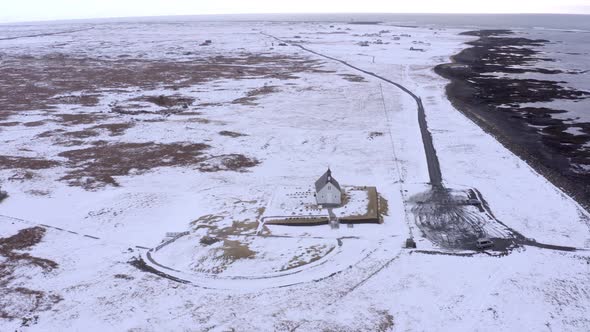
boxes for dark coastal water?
[416,16,590,207]
[136,13,590,31]
[4,13,589,30]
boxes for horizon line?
[2,12,589,25]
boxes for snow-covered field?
[1,19,589,331]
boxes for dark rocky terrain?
[435,29,590,208]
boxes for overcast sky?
[1,0,589,23]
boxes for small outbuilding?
[315,168,342,206]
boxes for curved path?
[139,235,377,290]
[262,32,442,186]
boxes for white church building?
[314,168,342,206]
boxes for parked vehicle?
[476,238,494,250]
[405,238,417,249]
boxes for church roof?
[314,168,341,192]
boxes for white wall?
[316,184,341,205]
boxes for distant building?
[315,168,342,206]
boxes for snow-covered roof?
[314,168,341,192]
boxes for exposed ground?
[0,20,589,332]
[0,227,62,323]
[0,50,324,190]
[435,29,590,208]
[0,52,327,120]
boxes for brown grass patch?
[59,140,85,147]
[54,142,259,188]
[0,53,327,121]
[0,227,49,254]
[185,117,211,124]
[90,140,109,146]
[63,129,100,139]
[219,130,247,138]
[315,31,348,35]
[231,85,278,105]
[113,274,134,280]
[378,194,389,217]
[109,103,151,115]
[220,239,255,261]
[8,170,36,182]
[37,128,65,138]
[54,113,109,125]
[365,187,379,218]
[197,154,260,172]
[22,121,46,127]
[215,220,259,237]
[51,94,100,106]
[256,206,266,219]
[58,142,210,189]
[175,111,202,116]
[112,95,197,116]
[340,73,367,82]
[0,121,20,127]
[90,122,134,136]
[199,102,224,108]
[192,214,260,237]
[191,214,224,230]
[38,128,96,146]
[26,189,51,196]
[0,227,62,321]
[141,95,195,108]
[141,118,167,123]
[194,239,256,274]
[280,244,333,271]
[375,310,395,332]
[0,156,59,170]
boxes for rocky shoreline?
[435,29,590,209]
